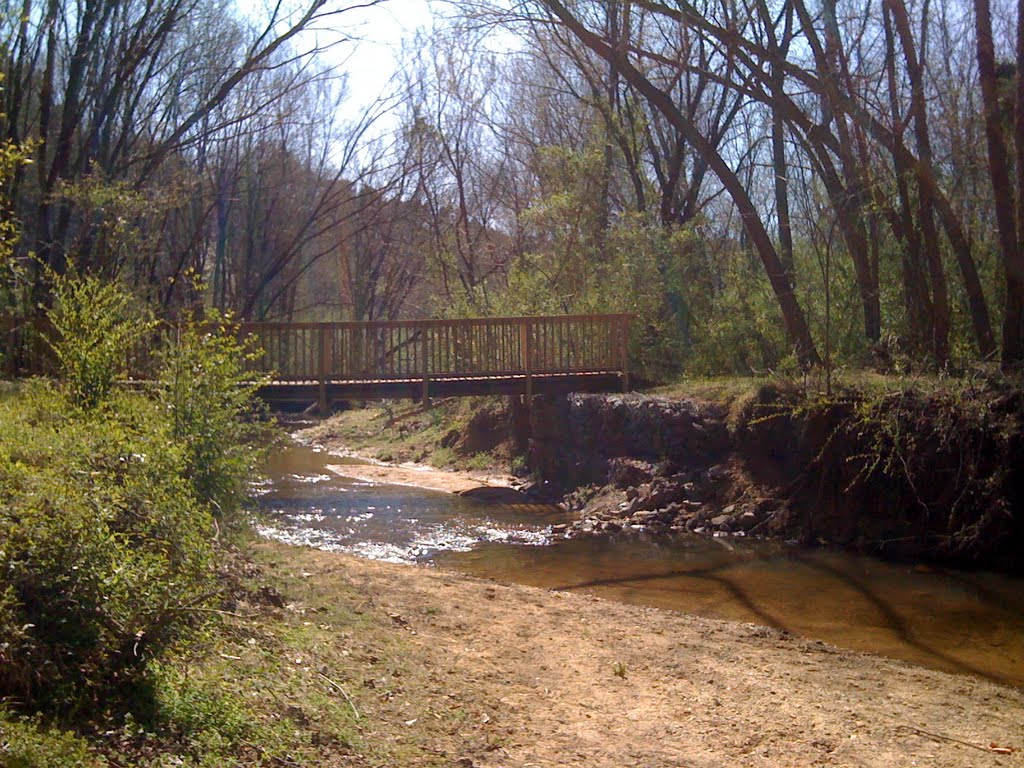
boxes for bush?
[0,280,269,714]
[46,269,154,410]
[0,385,216,710]
[157,315,269,532]
[0,710,103,768]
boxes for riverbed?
[257,443,1024,688]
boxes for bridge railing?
[2,314,632,396]
[240,314,631,383]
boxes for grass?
[0,538,461,767]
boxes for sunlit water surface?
[258,443,1024,687]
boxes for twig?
[318,672,361,720]
[896,724,1005,754]
[170,606,260,619]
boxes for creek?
[257,442,1024,688]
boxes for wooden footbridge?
[3,314,632,410]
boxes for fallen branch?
[318,671,361,720]
[896,724,1011,754]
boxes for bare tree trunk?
[886,0,950,365]
[794,0,880,343]
[976,0,1021,366]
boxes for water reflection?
[257,445,568,563]
[259,444,1024,688]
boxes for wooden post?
[619,316,630,392]
[318,324,331,415]
[520,319,533,401]
[420,328,430,405]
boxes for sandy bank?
[266,540,1024,768]
[325,461,517,497]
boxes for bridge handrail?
[2,313,633,398]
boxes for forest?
[2,0,1024,381]
[6,2,1024,764]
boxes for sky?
[233,0,439,114]
[306,0,438,113]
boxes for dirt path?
[276,543,1024,768]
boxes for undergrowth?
[0,275,277,764]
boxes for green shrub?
[45,270,154,410]
[157,315,269,531]
[0,279,270,714]
[0,384,216,710]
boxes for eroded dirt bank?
[267,540,1024,768]
[521,384,1024,572]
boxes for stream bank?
[252,539,1024,768]
[518,382,1024,573]
[301,379,1024,573]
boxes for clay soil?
[269,540,1024,768]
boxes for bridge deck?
[3,314,632,409]
[259,371,624,407]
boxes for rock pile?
[563,461,784,539]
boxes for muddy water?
[259,444,1024,688]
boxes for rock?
[706,464,729,481]
[609,457,657,488]
[738,511,759,530]
[723,503,737,515]
[710,514,731,526]
[655,460,681,477]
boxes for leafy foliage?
[0,710,104,768]
[46,269,155,410]
[0,384,215,710]
[157,315,269,531]
[0,279,268,715]
[444,146,691,381]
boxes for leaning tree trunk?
[542,0,821,368]
[886,0,950,365]
[1011,0,1024,367]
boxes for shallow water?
[259,443,1024,687]
[256,444,568,562]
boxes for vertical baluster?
[543,319,549,372]
[560,318,565,371]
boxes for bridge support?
[510,394,532,452]
[520,320,533,401]
[421,330,430,405]
[318,325,331,415]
